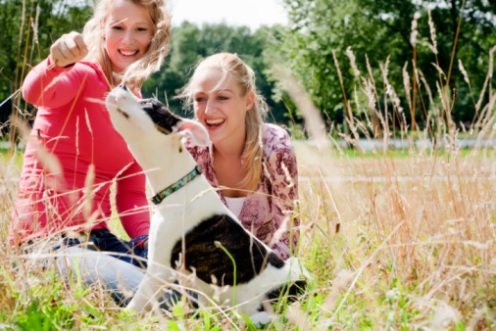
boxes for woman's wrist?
[132,235,149,249]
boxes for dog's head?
[106,85,210,148]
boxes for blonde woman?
[11,0,171,305]
[180,52,300,260]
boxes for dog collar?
[151,165,202,205]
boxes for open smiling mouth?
[119,50,139,57]
[205,119,224,127]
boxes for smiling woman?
[178,52,300,261]
[103,0,154,73]
[10,0,171,307]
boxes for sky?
[168,0,289,31]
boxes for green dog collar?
[151,165,202,205]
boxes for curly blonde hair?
[179,52,268,192]
[82,0,171,90]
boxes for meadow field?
[1,138,495,330]
[1,5,495,327]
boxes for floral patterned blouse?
[186,123,300,260]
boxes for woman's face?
[103,0,153,73]
[192,67,254,146]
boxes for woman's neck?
[213,133,245,159]
[213,143,243,159]
[211,127,248,197]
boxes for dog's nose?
[118,84,128,91]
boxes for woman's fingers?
[50,32,89,68]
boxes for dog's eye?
[140,100,153,108]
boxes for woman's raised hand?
[49,31,89,68]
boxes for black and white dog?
[105,85,310,322]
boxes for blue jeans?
[56,246,147,306]
[55,232,185,308]
[88,229,148,268]
[22,232,188,308]
[45,230,147,306]
[56,247,188,309]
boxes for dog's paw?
[125,300,139,312]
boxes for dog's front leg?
[126,262,174,313]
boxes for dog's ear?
[176,119,211,147]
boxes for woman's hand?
[49,31,89,68]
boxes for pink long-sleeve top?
[186,123,300,260]
[9,57,150,246]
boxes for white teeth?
[120,50,138,56]
[206,119,224,125]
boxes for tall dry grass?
[271,7,496,329]
[295,146,496,329]
[2,89,496,330]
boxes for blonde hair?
[179,52,268,192]
[82,0,171,90]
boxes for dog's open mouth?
[117,107,129,119]
[106,93,130,119]
[155,124,171,135]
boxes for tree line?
[1,0,495,140]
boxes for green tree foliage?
[278,0,496,134]
[143,22,291,124]
[1,7,292,132]
[0,0,91,127]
